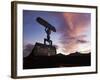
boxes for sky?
[23,10,91,57]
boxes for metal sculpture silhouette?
[36,17,56,46]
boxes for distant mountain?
[55,53,65,56]
[68,52,91,56]
[53,52,91,57]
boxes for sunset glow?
[23,10,91,56]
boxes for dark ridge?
[23,52,91,69]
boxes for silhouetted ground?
[23,52,91,69]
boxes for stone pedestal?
[30,42,56,56]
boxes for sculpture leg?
[48,40,52,46]
[44,38,52,46]
[44,38,46,45]
[50,40,52,46]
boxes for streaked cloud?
[58,12,91,54]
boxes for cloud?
[58,12,91,54]
[23,44,34,57]
[76,39,89,44]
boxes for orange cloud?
[58,12,91,54]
